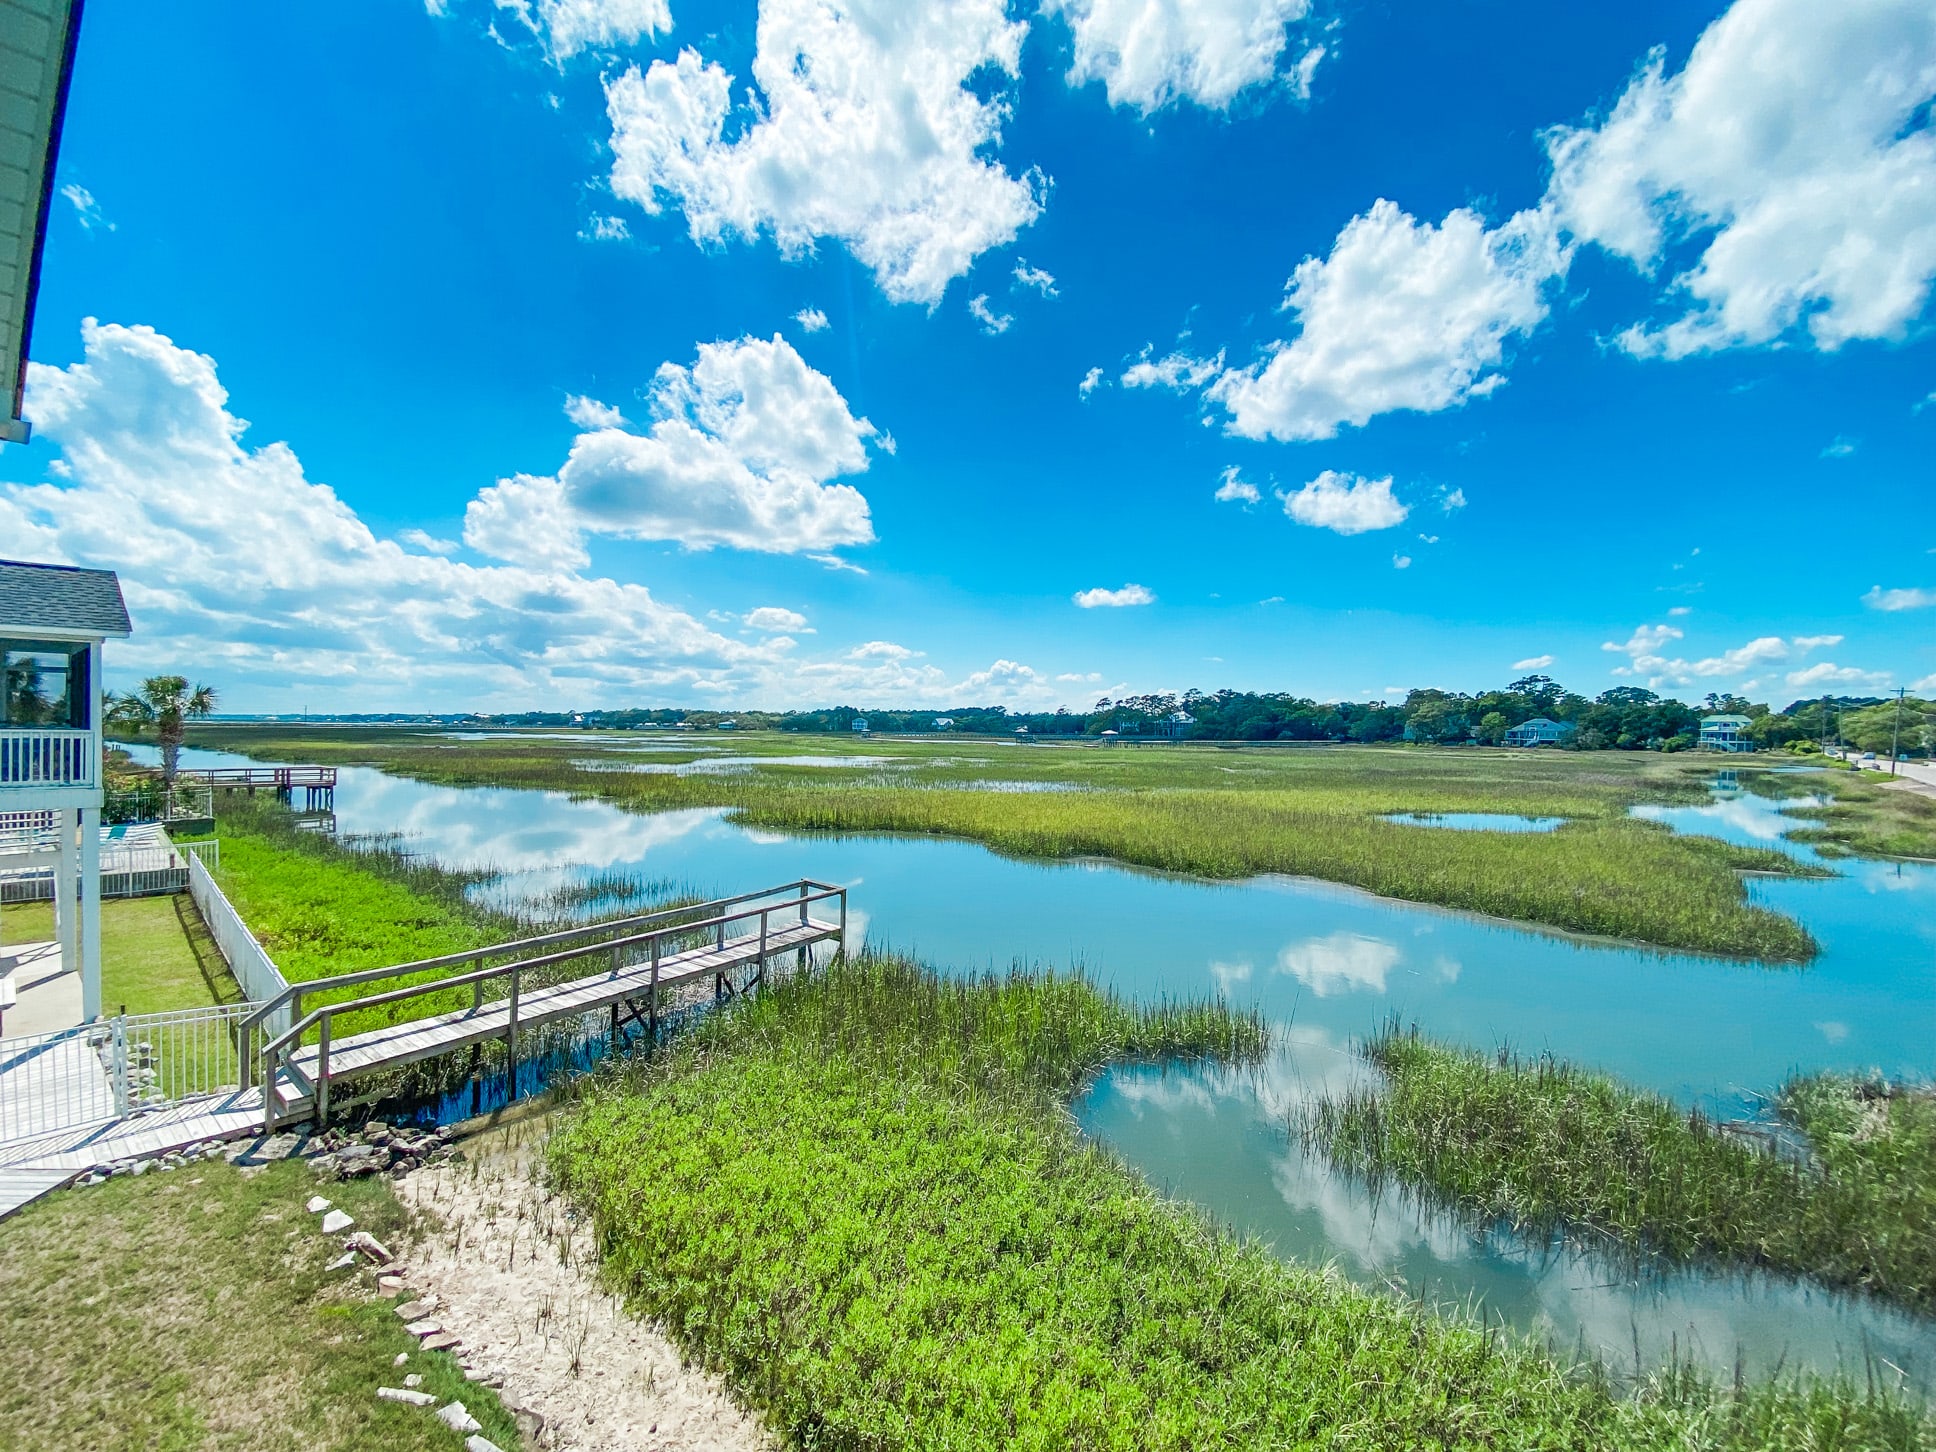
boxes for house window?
[1,640,90,729]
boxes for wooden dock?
[176,765,337,810]
[243,879,847,1129]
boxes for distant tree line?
[431,677,1931,756]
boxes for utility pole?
[1820,694,1830,756]
[1890,686,1906,777]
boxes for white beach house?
[1,559,134,1022]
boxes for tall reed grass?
[1305,1027,1936,1312]
[550,956,1933,1450]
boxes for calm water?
[148,745,1936,1386]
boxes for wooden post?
[316,1013,332,1129]
[648,937,661,1040]
[757,908,768,991]
[505,967,520,1095]
[838,888,848,959]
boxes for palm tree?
[106,675,218,785]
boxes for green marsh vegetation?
[1305,1028,1936,1314]
[188,726,1825,959]
[549,955,1934,1450]
[0,1157,521,1451]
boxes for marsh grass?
[1305,1028,1936,1313]
[548,955,1931,1450]
[187,728,1822,958]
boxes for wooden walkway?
[246,879,848,1129]
[0,881,849,1210]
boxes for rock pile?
[309,1120,460,1180]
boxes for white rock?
[403,1373,423,1388]
[344,1230,393,1263]
[377,1387,436,1406]
[393,1352,409,1367]
[324,1252,358,1272]
[320,1209,355,1234]
[305,1195,332,1213]
[436,1402,482,1434]
[465,1438,506,1452]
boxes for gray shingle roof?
[0,559,133,637]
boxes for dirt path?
[395,1111,771,1452]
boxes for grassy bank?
[1787,773,1936,859]
[183,728,1821,959]
[0,1158,520,1451]
[1305,1029,1936,1313]
[551,956,1931,1450]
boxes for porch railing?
[0,728,95,788]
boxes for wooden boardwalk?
[247,879,848,1128]
[0,881,849,1211]
[269,916,836,1123]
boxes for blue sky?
[6,0,1934,712]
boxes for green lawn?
[0,894,241,1015]
[551,956,1934,1451]
[0,1157,520,1452]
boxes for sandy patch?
[395,1111,771,1452]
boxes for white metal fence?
[187,849,290,1027]
[0,1003,252,1144]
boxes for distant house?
[1504,717,1569,747]
[1013,725,1031,742]
[1099,729,1120,744]
[1155,710,1194,740]
[1699,714,1755,753]
[933,717,954,731]
[851,716,870,737]
[717,719,737,731]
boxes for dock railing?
[243,879,847,1121]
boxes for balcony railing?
[0,727,97,789]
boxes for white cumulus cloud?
[1073,583,1156,608]
[968,294,1013,335]
[1512,655,1555,671]
[1279,471,1408,535]
[525,0,671,60]
[1120,346,1223,391]
[1207,200,1564,441]
[480,334,878,558]
[0,320,783,707]
[604,1,1043,305]
[564,394,627,429]
[744,606,812,634]
[793,307,830,333]
[1213,467,1260,504]
[1012,260,1058,296]
[1046,0,1319,113]
[1543,0,1936,357]
[1865,585,1936,611]
[1078,365,1105,398]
